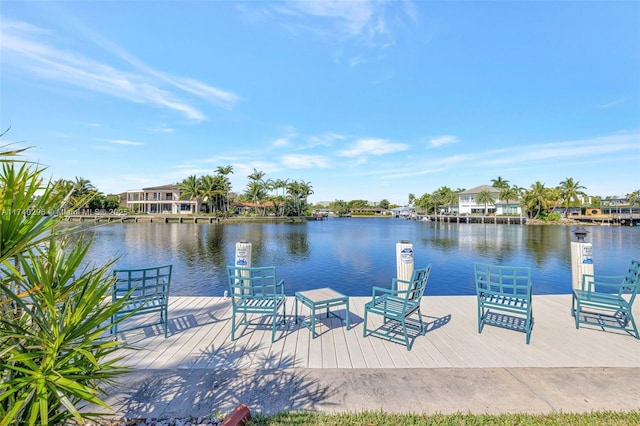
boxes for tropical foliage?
[177,166,234,216]
[0,133,130,425]
[53,177,121,214]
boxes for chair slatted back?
[113,265,172,303]
[621,260,640,301]
[227,265,280,301]
[474,262,532,300]
[406,266,431,304]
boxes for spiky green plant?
[0,135,130,425]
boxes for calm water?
[64,218,640,297]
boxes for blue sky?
[1,1,639,205]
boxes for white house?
[125,184,197,214]
[458,185,522,216]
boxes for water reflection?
[59,219,640,297]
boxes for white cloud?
[377,133,640,182]
[149,127,174,134]
[274,137,290,147]
[273,125,299,147]
[284,1,380,37]
[307,132,346,146]
[598,98,625,109]
[282,154,331,168]
[430,135,458,147]
[107,139,144,146]
[382,167,446,180]
[475,134,639,167]
[266,1,414,64]
[338,138,409,157]
[0,18,239,121]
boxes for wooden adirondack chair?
[227,265,287,343]
[363,265,431,350]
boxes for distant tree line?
[314,177,640,221]
[57,172,640,221]
[53,177,121,213]
[177,166,314,217]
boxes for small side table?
[295,288,350,338]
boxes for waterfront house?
[458,185,522,216]
[125,184,197,214]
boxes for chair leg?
[282,300,287,324]
[401,318,410,350]
[416,307,424,334]
[271,311,277,343]
[231,311,237,341]
[363,309,369,337]
[162,307,168,338]
[627,312,639,339]
[111,315,117,336]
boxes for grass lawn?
[247,410,640,425]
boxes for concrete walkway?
[101,367,640,420]
[92,295,640,421]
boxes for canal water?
[64,218,640,297]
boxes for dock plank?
[109,295,640,371]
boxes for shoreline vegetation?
[61,213,625,227]
[51,173,640,227]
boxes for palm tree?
[476,190,495,216]
[299,180,314,216]
[272,178,289,216]
[491,176,510,190]
[284,180,313,216]
[499,186,520,215]
[431,186,455,216]
[198,174,217,214]
[245,180,267,214]
[627,190,640,206]
[414,193,431,215]
[286,180,302,216]
[178,175,202,213]
[215,165,233,214]
[558,177,587,215]
[69,177,97,212]
[522,181,553,219]
[245,169,267,214]
[72,177,95,197]
[247,168,265,183]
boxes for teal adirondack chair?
[111,264,172,338]
[363,265,431,350]
[572,259,640,339]
[474,262,533,344]
[227,265,287,343]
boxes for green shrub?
[0,139,130,425]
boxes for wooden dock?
[112,295,640,371]
[422,215,527,225]
[63,215,308,224]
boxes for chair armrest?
[391,278,410,291]
[276,279,285,294]
[581,274,626,293]
[371,285,398,298]
[371,286,410,299]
